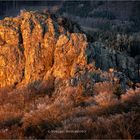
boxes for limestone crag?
[0,11,87,88]
[0,10,139,91]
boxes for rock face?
[0,17,25,87]
[92,42,138,81]
[0,10,139,90]
[53,33,88,78]
[0,11,87,88]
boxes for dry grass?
[0,84,139,139]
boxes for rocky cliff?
[92,42,138,81]
[0,10,139,92]
[0,11,87,88]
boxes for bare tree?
[135,55,140,78]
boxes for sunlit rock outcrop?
[0,10,139,92]
[0,11,87,88]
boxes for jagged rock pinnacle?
[0,11,88,88]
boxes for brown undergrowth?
[0,83,139,139]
